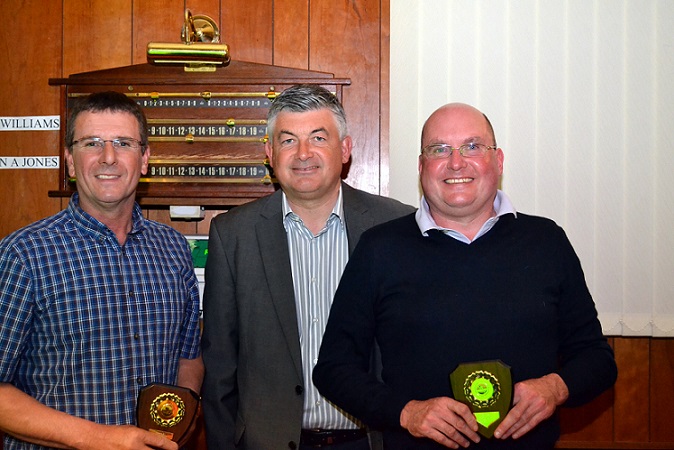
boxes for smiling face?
[265,108,351,206]
[65,110,149,220]
[419,103,503,228]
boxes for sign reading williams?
[0,116,60,131]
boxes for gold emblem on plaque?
[150,392,185,427]
[138,384,200,446]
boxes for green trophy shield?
[449,360,512,438]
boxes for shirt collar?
[68,192,146,240]
[415,189,517,242]
[282,186,345,226]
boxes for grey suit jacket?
[201,183,415,450]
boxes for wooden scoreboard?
[48,61,350,207]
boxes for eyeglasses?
[421,143,496,159]
[71,137,145,152]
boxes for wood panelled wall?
[0,0,389,238]
[0,1,672,449]
[556,338,674,449]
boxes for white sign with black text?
[0,115,60,131]
[0,157,60,169]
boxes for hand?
[400,397,481,449]
[78,425,179,450]
[494,373,569,440]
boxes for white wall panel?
[390,0,674,336]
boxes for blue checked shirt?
[0,194,201,450]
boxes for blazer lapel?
[342,183,375,254]
[256,192,304,379]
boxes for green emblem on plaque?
[465,370,500,407]
[450,360,512,438]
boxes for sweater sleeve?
[553,227,617,407]
[313,232,410,429]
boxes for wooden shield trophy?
[449,360,512,438]
[137,383,200,446]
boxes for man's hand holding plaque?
[493,373,569,440]
[137,383,201,447]
[449,360,513,438]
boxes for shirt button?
[133,333,140,340]
[295,385,304,395]
[136,377,143,384]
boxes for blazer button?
[295,385,303,395]
[288,441,297,449]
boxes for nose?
[98,141,118,165]
[446,148,466,170]
[296,140,313,160]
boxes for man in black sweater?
[313,103,617,449]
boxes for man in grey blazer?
[201,85,415,450]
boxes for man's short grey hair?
[266,84,348,140]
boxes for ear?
[340,135,353,164]
[140,146,151,175]
[65,149,76,178]
[495,147,504,175]
[264,141,274,167]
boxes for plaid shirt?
[0,194,201,449]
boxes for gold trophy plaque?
[137,383,200,446]
[449,360,512,438]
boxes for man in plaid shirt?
[0,92,203,449]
